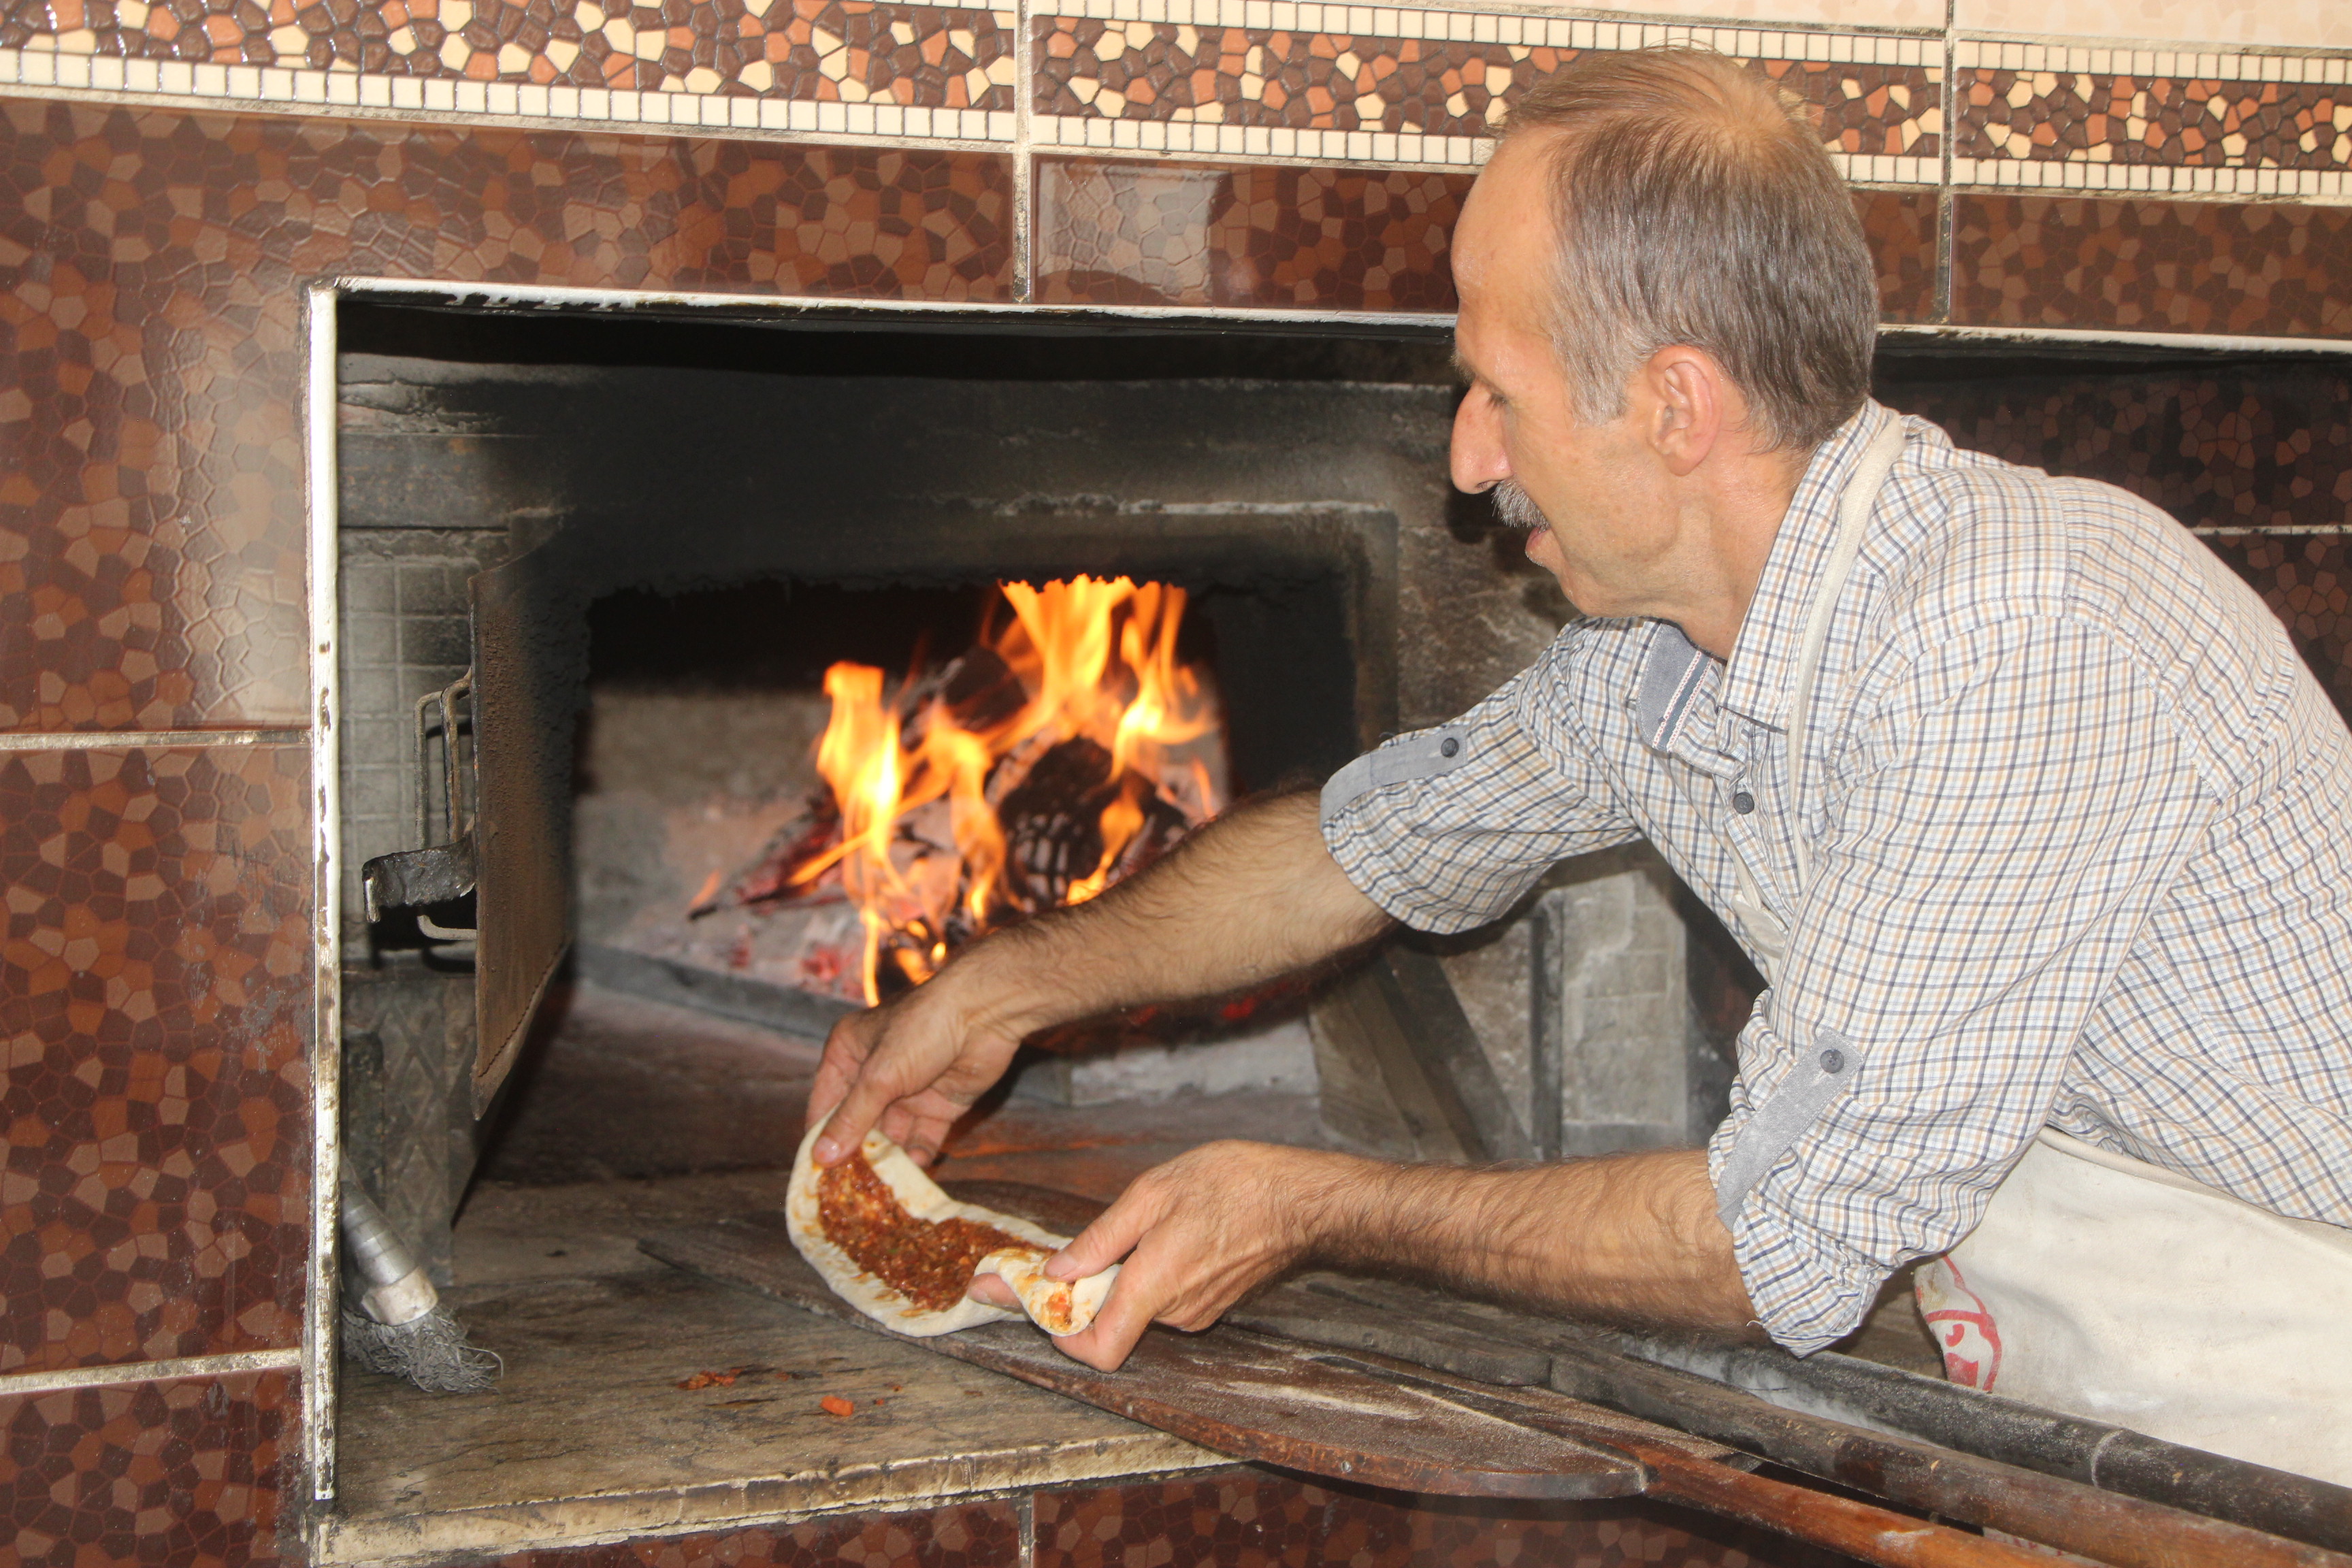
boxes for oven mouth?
[316,287,2352,1517]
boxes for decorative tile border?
[0,41,1017,135]
[1034,108,1483,161]
[9,0,2352,210]
[1954,38,2352,88]
[1958,70,2348,170]
[1031,105,1935,183]
[1946,37,2352,196]
[1033,16,1940,160]
[0,0,1017,110]
[1946,157,2352,199]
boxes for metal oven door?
[362,539,579,1115]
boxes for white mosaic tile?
[0,44,1022,144]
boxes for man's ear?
[1641,346,1731,478]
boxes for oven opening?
[330,299,1592,1306]
[326,296,2345,1540]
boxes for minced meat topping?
[816,1150,1041,1312]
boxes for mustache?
[1490,478,1551,532]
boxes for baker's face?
[1449,135,1673,618]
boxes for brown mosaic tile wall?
[487,1500,1022,1566]
[0,0,1015,106]
[1,1368,295,1568]
[0,744,312,1375]
[1036,160,1939,319]
[2204,532,2352,725]
[1032,1470,1865,1568]
[1032,24,1938,156]
[1034,154,1468,309]
[1957,71,2349,169]
[1858,189,1938,324]
[0,100,1012,732]
[1885,368,2352,533]
[1950,195,2352,338]
[1889,371,2352,717]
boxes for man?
[807,49,2352,1480]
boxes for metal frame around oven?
[299,278,2352,1510]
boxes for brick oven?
[5,1,2352,1562]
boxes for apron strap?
[1784,418,1909,892]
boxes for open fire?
[698,578,1228,1004]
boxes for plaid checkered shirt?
[1321,399,2352,1354]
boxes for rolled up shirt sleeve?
[1320,648,1643,935]
[1710,615,2221,1352]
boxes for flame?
[798,577,1225,1004]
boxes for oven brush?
[338,1181,501,1393]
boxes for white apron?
[1759,420,2352,1486]
[1916,1130,2352,1486]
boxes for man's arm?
[1030,1141,1757,1371]
[808,791,1394,1165]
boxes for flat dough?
[786,1121,1118,1338]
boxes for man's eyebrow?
[1448,347,1476,382]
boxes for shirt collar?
[1716,400,1899,731]
[1628,620,1743,778]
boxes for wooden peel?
[640,1211,1653,1501]
[642,1207,2066,1568]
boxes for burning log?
[994,736,1192,912]
[690,578,1228,1005]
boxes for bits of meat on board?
[676,1365,768,1390]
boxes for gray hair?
[1497,48,1878,453]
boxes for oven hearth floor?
[322,983,1331,1566]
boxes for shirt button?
[1440,736,1461,758]
[1732,790,1756,814]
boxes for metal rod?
[1312,1279,2352,1565]
[1544,1342,2351,1568]
[1609,1330,2352,1555]
[1324,1353,2065,1568]
[1630,1436,2063,1568]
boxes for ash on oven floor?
[323,981,1333,1561]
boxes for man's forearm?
[1313,1147,1756,1330]
[957,790,1394,1038]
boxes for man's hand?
[806,975,1028,1166]
[990,1141,1359,1369]
[973,1143,1759,1369]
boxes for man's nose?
[1450,385,1509,495]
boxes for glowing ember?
[738,577,1226,1004]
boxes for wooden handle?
[1629,1439,2077,1568]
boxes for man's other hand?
[805,975,1027,1168]
[1031,1141,1361,1370]
[804,791,1391,1171]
